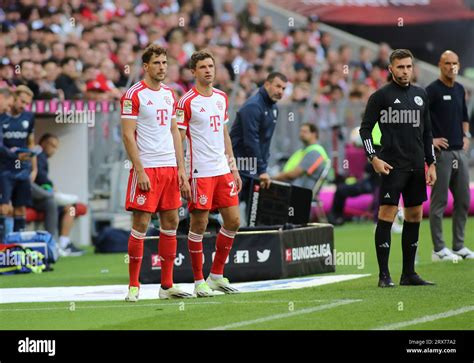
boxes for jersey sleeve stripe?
[177,90,196,108]
[125,82,142,99]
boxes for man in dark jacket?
[360,49,437,288]
[230,72,287,210]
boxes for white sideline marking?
[208,299,362,330]
[373,306,474,330]
[0,301,221,313]
[0,274,370,304]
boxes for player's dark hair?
[189,49,215,70]
[389,49,414,64]
[301,122,318,137]
[266,72,287,83]
[39,133,58,145]
[142,44,167,64]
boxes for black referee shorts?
[379,169,427,208]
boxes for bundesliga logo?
[199,194,208,205]
[136,194,146,205]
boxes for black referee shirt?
[426,79,469,151]
[360,81,435,170]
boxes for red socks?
[188,231,204,281]
[159,229,177,289]
[211,227,236,275]
[128,229,146,287]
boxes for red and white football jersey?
[176,87,230,178]
[120,80,177,168]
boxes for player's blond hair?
[14,85,34,98]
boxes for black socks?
[375,220,392,277]
[402,221,420,276]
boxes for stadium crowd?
[0,0,404,107]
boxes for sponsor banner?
[141,224,335,284]
[140,230,283,284]
[281,224,335,277]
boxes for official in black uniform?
[360,49,437,287]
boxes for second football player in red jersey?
[176,50,242,297]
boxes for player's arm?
[28,133,38,182]
[462,87,471,151]
[273,167,303,181]
[171,118,191,200]
[224,125,242,193]
[274,151,323,181]
[360,91,392,175]
[422,94,436,186]
[121,118,150,192]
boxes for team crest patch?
[22,120,29,129]
[176,109,184,123]
[414,96,423,106]
[123,100,133,114]
[216,101,223,111]
[199,194,208,206]
[137,194,146,206]
[164,96,171,105]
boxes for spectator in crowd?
[38,59,62,100]
[33,133,85,256]
[55,57,82,99]
[13,60,41,98]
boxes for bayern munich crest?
[199,194,208,205]
[164,96,171,105]
[216,100,223,111]
[137,194,146,205]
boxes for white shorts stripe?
[129,169,138,203]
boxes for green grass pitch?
[1,218,473,330]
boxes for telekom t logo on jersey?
[210,115,221,132]
[156,109,168,126]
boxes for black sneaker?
[59,243,85,257]
[378,274,395,288]
[400,273,435,286]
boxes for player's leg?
[125,210,151,302]
[157,208,193,299]
[11,176,32,232]
[211,205,240,280]
[124,167,158,302]
[375,170,404,287]
[206,173,240,293]
[400,170,435,286]
[0,171,14,242]
[429,150,453,260]
[207,204,240,293]
[155,167,194,299]
[188,209,209,282]
[449,150,473,259]
[158,209,179,289]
